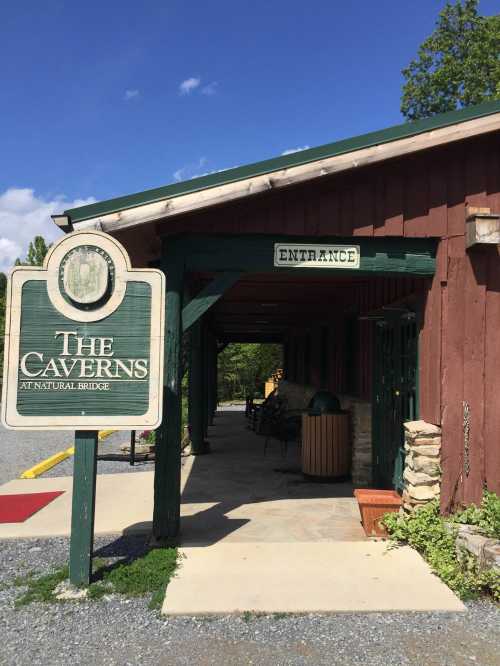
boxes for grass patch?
[90,547,178,609]
[13,547,179,610]
[241,610,267,622]
[15,566,68,607]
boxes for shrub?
[451,491,500,539]
[383,496,500,601]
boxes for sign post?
[1,230,165,586]
[69,431,98,585]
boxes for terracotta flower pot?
[354,489,402,537]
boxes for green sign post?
[1,230,164,585]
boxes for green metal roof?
[65,100,500,224]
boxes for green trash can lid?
[308,391,342,415]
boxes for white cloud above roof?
[173,157,208,182]
[281,145,310,155]
[124,89,140,100]
[0,188,95,272]
[201,81,218,96]
[179,77,201,95]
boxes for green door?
[372,311,418,491]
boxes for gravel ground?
[1,535,499,666]
[0,425,153,485]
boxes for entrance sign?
[1,230,165,430]
[274,243,360,269]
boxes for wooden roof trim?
[72,112,500,235]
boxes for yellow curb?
[20,446,75,479]
[19,430,117,479]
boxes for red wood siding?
[136,130,500,509]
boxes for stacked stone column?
[339,396,372,487]
[402,420,442,512]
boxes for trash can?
[301,392,350,478]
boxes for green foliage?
[89,547,179,609]
[218,343,282,401]
[15,566,69,607]
[138,429,156,445]
[451,490,500,538]
[0,271,6,380]
[13,548,179,610]
[1,235,50,377]
[401,0,500,120]
[15,235,50,267]
[383,497,500,600]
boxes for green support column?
[202,321,210,436]
[153,242,183,540]
[212,335,218,418]
[207,331,216,426]
[69,431,98,586]
[189,319,205,455]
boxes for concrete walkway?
[162,410,464,614]
[164,541,465,614]
[0,410,464,613]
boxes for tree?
[15,235,50,267]
[1,236,50,378]
[401,0,500,120]
[218,343,282,402]
[0,272,6,381]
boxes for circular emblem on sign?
[58,245,116,312]
[62,247,109,304]
[46,231,129,323]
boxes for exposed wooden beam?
[179,236,437,276]
[182,271,241,332]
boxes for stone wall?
[402,420,442,512]
[453,524,500,572]
[339,396,372,487]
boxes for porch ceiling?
[199,272,424,343]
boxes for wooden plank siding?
[112,131,500,510]
[484,248,500,496]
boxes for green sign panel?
[1,231,164,430]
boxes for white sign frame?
[1,230,165,431]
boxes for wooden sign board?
[274,243,360,269]
[1,230,165,430]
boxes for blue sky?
[0,0,498,269]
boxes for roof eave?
[67,111,500,236]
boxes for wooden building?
[56,100,500,538]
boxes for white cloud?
[201,81,218,96]
[179,77,201,95]
[0,188,95,272]
[173,157,208,182]
[281,145,310,155]
[124,89,140,100]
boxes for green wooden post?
[211,334,218,419]
[153,242,183,540]
[214,341,219,416]
[189,318,205,455]
[202,320,209,436]
[207,331,215,426]
[69,430,98,586]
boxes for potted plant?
[354,489,402,537]
[137,429,156,452]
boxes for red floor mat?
[0,491,64,523]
